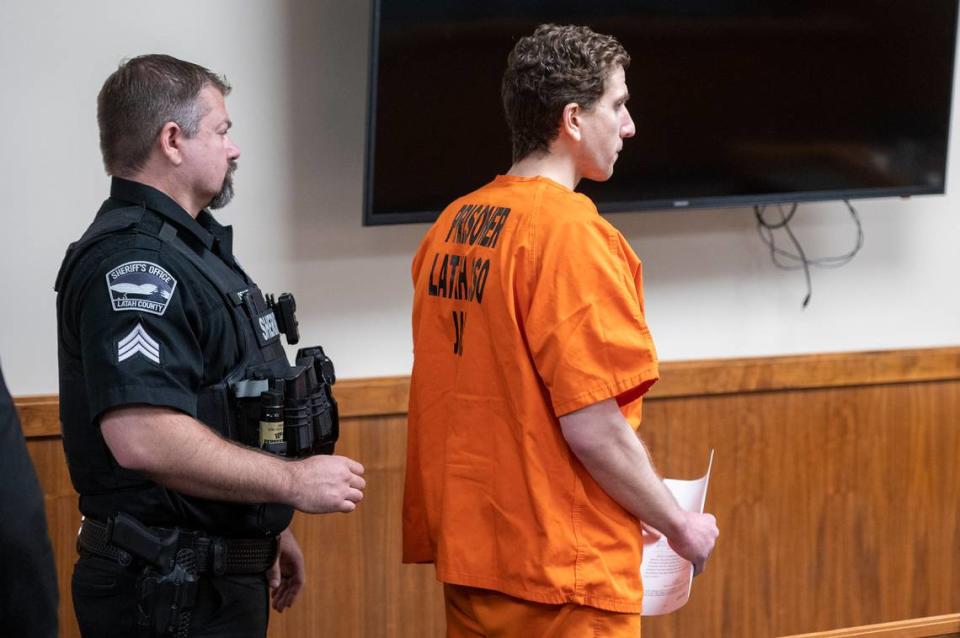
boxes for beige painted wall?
[1,0,958,394]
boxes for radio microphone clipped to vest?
[266,292,299,345]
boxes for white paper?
[640,450,714,616]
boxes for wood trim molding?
[652,347,960,399]
[336,347,960,411]
[16,347,960,438]
[15,394,60,439]
[778,613,960,638]
[334,375,411,418]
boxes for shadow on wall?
[280,0,426,265]
[608,194,924,290]
[610,206,763,286]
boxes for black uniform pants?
[72,552,270,638]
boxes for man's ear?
[559,102,582,142]
[158,121,184,166]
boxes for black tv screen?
[364,1,958,225]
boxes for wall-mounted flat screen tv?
[364,1,958,225]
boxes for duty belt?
[77,517,278,575]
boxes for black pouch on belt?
[296,346,339,455]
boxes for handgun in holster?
[107,513,198,638]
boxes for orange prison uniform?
[403,175,659,617]
[444,584,641,637]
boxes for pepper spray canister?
[259,390,287,456]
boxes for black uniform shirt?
[56,177,282,533]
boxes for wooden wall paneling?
[639,381,960,638]
[267,413,444,638]
[15,347,960,638]
[24,436,82,638]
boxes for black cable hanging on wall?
[753,200,864,308]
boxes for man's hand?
[667,511,718,576]
[101,407,367,514]
[267,528,305,612]
[289,455,366,513]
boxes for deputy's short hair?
[97,54,230,176]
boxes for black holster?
[107,513,199,638]
[137,548,198,638]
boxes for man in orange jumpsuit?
[403,24,719,636]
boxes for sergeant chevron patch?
[117,324,161,365]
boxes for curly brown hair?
[501,24,630,163]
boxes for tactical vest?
[56,204,338,535]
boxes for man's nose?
[622,108,636,138]
[227,136,241,160]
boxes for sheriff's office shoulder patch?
[105,261,177,316]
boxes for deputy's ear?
[559,102,582,142]
[157,121,184,166]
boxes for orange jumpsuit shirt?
[403,175,659,613]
